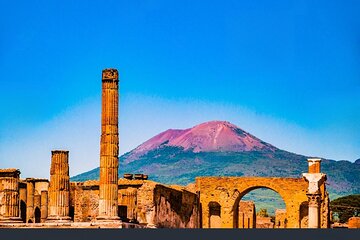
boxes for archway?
[20,200,26,222]
[232,187,286,228]
[196,176,311,228]
[208,201,221,228]
[34,207,41,223]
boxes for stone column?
[302,158,326,228]
[40,191,48,223]
[47,150,71,222]
[97,68,120,221]
[307,193,321,228]
[26,178,35,223]
[19,181,27,222]
[0,169,22,223]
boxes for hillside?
[72,121,360,199]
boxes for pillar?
[19,181,27,222]
[26,178,35,223]
[40,191,48,223]
[307,193,321,228]
[97,68,120,221]
[0,169,22,223]
[307,158,321,173]
[47,150,71,222]
[302,158,327,228]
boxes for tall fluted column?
[47,150,71,222]
[0,169,22,223]
[97,68,120,221]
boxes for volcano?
[125,121,277,163]
[72,121,360,198]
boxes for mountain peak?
[125,121,276,163]
[169,120,273,153]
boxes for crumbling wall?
[72,181,99,222]
[274,209,287,228]
[238,201,256,228]
[137,181,199,228]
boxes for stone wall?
[237,201,255,228]
[71,181,99,222]
[274,209,287,228]
[348,217,360,229]
[69,179,199,227]
[137,181,199,228]
[256,216,274,228]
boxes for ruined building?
[0,69,330,228]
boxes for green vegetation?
[257,208,269,217]
[330,194,360,223]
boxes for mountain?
[125,121,277,163]
[72,121,360,199]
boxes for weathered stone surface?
[47,151,71,222]
[237,201,255,228]
[348,217,360,228]
[40,191,48,223]
[196,176,327,228]
[274,209,287,228]
[136,181,199,228]
[98,68,120,221]
[0,169,22,223]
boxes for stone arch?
[35,207,41,223]
[208,201,221,228]
[230,186,286,228]
[196,177,309,228]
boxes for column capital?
[102,68,119,81]
[306,193,322,207]
[302,173,326,194]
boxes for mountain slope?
[125,121,276,163]
[72,121,360,198]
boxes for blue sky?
[0,0,359,178]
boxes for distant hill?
[330,195,360,223]
[72,121,360,199]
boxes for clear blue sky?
[0,0,359,178]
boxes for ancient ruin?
[97,69,120,222]
[0,68,334,228]
[196,158,329,229]
[47,150,71,222]
[0,169,22,223]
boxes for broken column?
[302,158,326,228]
[97,68,120,221]
[47,150,71,222]
[0,169,22,223]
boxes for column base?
[46,216,72,223]
[0,216,23,223]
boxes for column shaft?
[97,69,120,221]
[307,194,321,228]
[0,169,22,223]
[47,150,71,222]
[40,191,48,223]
